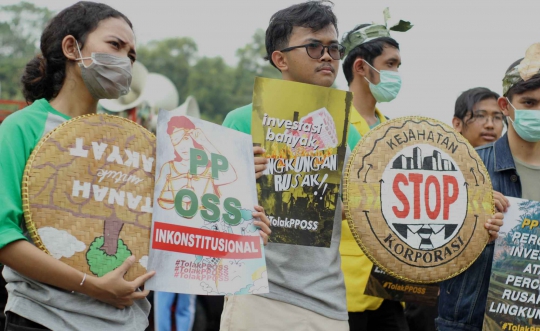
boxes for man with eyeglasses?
[452,88,507,236]
[220,2,349,331]
[436,46,540,331]
[452,87,504,148]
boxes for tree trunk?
[101,220,124,255]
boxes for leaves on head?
[389,20,413,32]
[519,43,540,82]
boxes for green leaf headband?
[341,8,413,58]
[503,43,540,95]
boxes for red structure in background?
[0,100,26,123]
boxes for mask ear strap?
[362,59,380,86]
[75,40,92,68]
[364,76,374,85]
[505,97,516,125]
[506,97,517,111]
[364,60,381,74]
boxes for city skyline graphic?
[392,147,457,172]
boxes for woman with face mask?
[0,2,154,330]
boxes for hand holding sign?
[253,145,268,180]
[252,205,272,245]
[486,212,504,242]
[90,256,155,309]
[493,190,510,213]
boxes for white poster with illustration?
[146,110,268,295]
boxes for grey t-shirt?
[257,149,349,321]
[514,156,540,201]
[4,267,150,330]
[222,104,348,321]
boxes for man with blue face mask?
[436,43,540,331]
[339,19,411,331]
[341,23,403,132]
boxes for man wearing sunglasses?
[277,40,344,87]
[452,87,504,148]
[339,23,409,331]
[220,1,349,331]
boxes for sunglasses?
[280,42,345,60]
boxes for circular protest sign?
[344,117,494,283]
[22,114,155,281]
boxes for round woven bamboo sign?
[344,117,493,283]
[22,114,155,281]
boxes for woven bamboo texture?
[344,117,493,283]
[22,114,155,281]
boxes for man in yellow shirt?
[340,22,408,330]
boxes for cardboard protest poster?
[251,77,351,247]
[483,197,540,330]
[146,110,268,295]
[23,114,154,281]
[364,265,439,305]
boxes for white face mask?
[75,40,132,100]
[363,61,402,103]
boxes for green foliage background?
[0,2,280,124]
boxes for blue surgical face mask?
[506,98,540,142]
[364,61,402,103]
